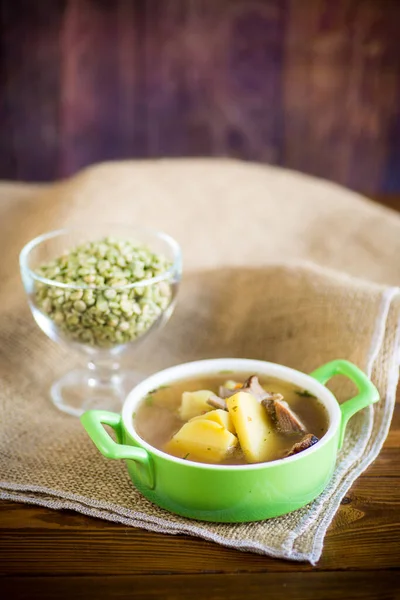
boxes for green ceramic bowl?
[81,358,379,522]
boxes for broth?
[134,372,329,465]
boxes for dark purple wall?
[1,0,400,192]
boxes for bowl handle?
[81,410,154,488]
[310,359,379,449]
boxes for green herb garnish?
[147,385,169,395]
[183,453,190,460]
[144,395,154,406]
[296,390,315,398]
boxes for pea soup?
[134,373,329,465]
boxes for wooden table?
[2,195,400,600]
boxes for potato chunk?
[190,409,236,434]
[227,391,276,463]
[165,419,238,463]
[178,390,214,421]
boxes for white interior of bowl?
[122,358,342,470]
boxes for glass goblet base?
[50,368,144,417]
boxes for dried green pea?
[70,290,83,301]
[104,289,117,300]
[42,298,52,313]
[107,316,119,326]
[84,274,96,284]
[53,311,64,324]
[96,297,109,312]
[34,236,173,348]
[66,314,80,326]
[73,300,86,312]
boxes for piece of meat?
[285,434,319,457]
[206,393,227,411]
[218,386,240,399]
[263,398,306,433]
[219,375,282,403]
[242,375,271,400]
[242,375,284,403]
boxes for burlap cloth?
[1,159,400,564]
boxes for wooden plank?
[363,447,400,477]
[143,0,285,161]
[283,0,400,192]
[59,0,147,175]
[0,0,399,192]
[371,194,400,213]
[384,399,400,448]
[0,4,16,179]
[0,0,65,181]
[1,473,399,574]
[59,0,118,175]
[4,572,400,600]
[115,0,147,160]
[383,104,400,193]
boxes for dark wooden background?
[1,0,400,192]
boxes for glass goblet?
[20,226,182,417]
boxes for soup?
[134,372,329,465]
